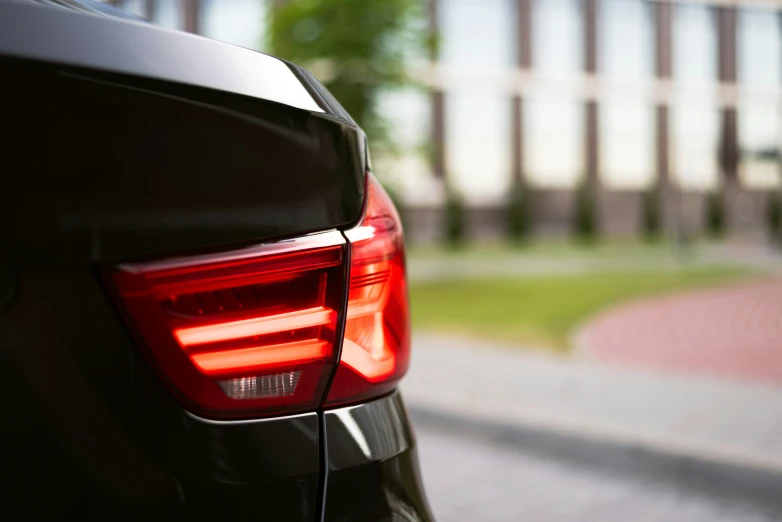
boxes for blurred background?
[109,0,782,520]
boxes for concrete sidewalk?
[404,333,782,495]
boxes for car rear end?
[0,2,433,520]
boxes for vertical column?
[430,0,446,181]
[717,5,739,234]
[584,0,599,191]
[183,0,199,34]
[512,0,532,186]
[655,0,673,233]
[144,0,155,19]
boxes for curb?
[407,401,782,508]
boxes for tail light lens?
[110,232,346,418]
[325,174,410,406]
[108,175,409,417]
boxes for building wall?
[126,0,782,242]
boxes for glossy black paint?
[1,1,366,264]
[0,266,322,520]
[324,393,434,522]
[1,3,432,521]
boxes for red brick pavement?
[579,279,782,383]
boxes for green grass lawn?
[410,268,754,351]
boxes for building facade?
[118,0,782,242]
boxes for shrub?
[506,180,529,245]
[641,185,662,242]
[768,191,782,245]
[573,181,597,243]
[705,191,724,238]
[443,187,466,248]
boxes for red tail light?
[109,175,410,417]
[110,232,346,418]
[325,175,410,406]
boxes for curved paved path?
[578,279,782,383]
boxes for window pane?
[738,8,782,87]
[739,104,782,189]
[672,106,720,190]
[152,0,182,30]
[526,96,583,188]
[200,0,267,51]
[439,0,516,70]
[446,94,512,203]
[598,0,654,188]
[376,89,434,204]
[598,0,654,80]
[532,0,583,77]
[117,0,146,17]
[671,5,719,191]
[600,104,655,188]
[673,4,718,84]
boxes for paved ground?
[405,333,782,459]
[578,279,782,383]
[405,253,782,520]
[415,425,782,522]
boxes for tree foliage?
[506,179,530,245]
[768,191,782,245]
[268,0,429,151]
[641,185,661,242]
[573,181,598,243]
[705,191,724,238]
[443,187,466,248]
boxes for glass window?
[671,4,719,191]
[738,8,782,87]
[439,0,515,201]
[446,93,512,203]
[117,0,147,18]
[672,107,720,190]
[152,0,183,30]
[200,0,267,51]
[598,0,655,188]
[673,4,718,85]
[532,0,583,78]
[439,0,516,71]
[738,9,782,189]
[526,97,583,188]
[739,104,782,189]
[376,89,433,204]
[600,104,655,189]
[526,0,584,188]
[598,0,654,80]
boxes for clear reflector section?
[218,371,301,400]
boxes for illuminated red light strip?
[340,339,395,382]
[191,339,331,373]
[174,306,335,347]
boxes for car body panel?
[0,2,432,520]
[324,393,434,522]
[1,1,366,264]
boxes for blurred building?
[118,0,782,242]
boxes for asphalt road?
[415,425,782,522]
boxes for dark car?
[0,1,433,520]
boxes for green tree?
[268,0,430,152]
[573,181,597,243]
[506,179,530,245]
[768,191,782,245]
[641,185,661,242]
[705,191,724,238]
[443,187,466,249]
